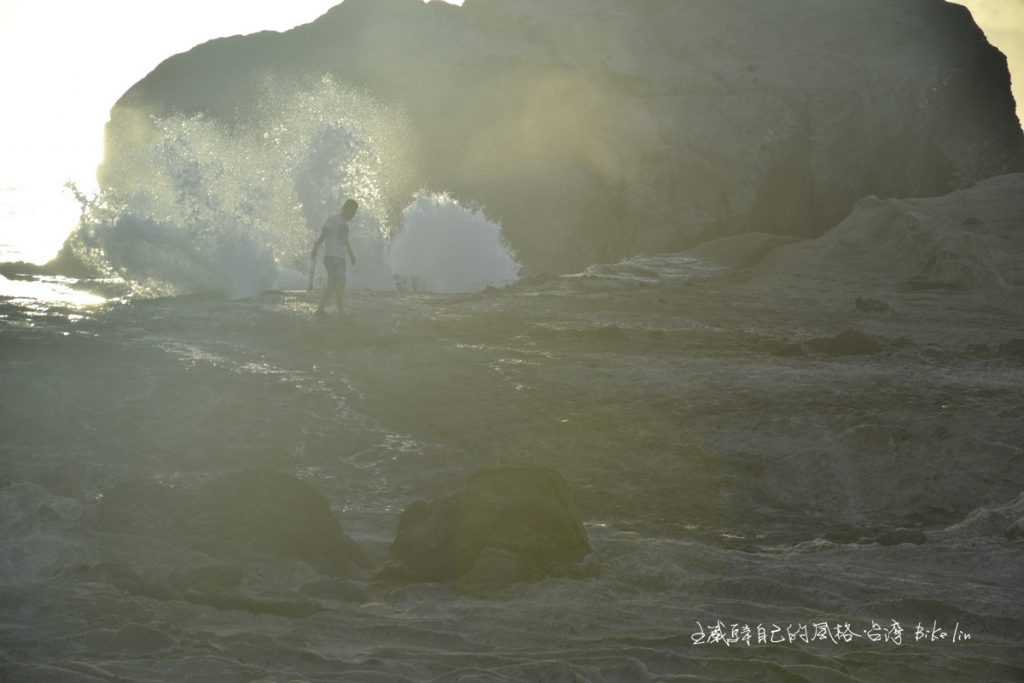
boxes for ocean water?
[3,257,1023,681]
[1,79,1022,682]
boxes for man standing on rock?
[310,198,358,316]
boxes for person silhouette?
[311,198,358,315]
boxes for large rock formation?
[102,0,1022,273]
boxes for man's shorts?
[324,256,346,282]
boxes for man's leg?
[334,261,347,313]
[317,262,335,313]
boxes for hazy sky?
[0,0,1015,261]
[0,1,343,189]
[0,1,461,260]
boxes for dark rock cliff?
[102,0,1022,273]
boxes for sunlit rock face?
[104,0,1022,273]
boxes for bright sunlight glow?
[0,0,463,264]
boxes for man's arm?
[311,224,328,260]
[309,225,328,291]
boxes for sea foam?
[389,193,519,293]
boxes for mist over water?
[65,76,519,298]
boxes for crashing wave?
[389,193,519,294]
[66,77,519,298]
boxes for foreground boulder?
[98,470,369,576]
[381,466,591,587]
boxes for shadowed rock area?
[102,0,1022,273]
[381,466,591,587]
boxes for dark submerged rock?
[806,329,887,356]
[855,297,892,314]
[182,590,324,618]
[964,343,991,357]
[997,339,1024,361]
[87,562,179,601]
[168,564,244,593]
[773,329,897,358]
[83,624,176,654]
[382,466,591,586]
[299,577,370,602]
[98,470,369,576]
[874,528,928,546]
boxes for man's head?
[342,199,359,220]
